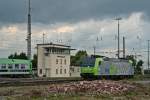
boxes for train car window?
[8,64,13,69]
[1,64,6,69]
[15,64,19,69]
[21,64,25,69]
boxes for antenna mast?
[27,0,32,60]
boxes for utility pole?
[93,46,96,56]
[43,33,45,44]
[27,0,32,60]
[148,40,150,69]
[123,36,125,58]
[115,17,122,59]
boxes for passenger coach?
[0,58,32,77]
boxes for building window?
[56,59,58,64]
[40,69,42,74]
[72,68,74,72]
[64,59,66,65]
[60,59,62,64]
[45,53,49,56]
[77,68,80,72]
[56,69,58,74]
[8,64,13,69]
[64,69,66,74]
[60,69,62,74]
[15,64,19,69]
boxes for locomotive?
[80,56,134,79]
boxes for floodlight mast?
[27,0,31,60]
[115,17,122,59]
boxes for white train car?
[0,58,32,77]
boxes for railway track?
[0,78,83,87]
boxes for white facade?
[70,66,81,77]
[37,43,72,77]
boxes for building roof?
[37,42,70,47]
[0,58,30,64]
[37,42,76,50]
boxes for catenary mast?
[115,17,122,59]
[27,0,31,60]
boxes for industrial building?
[37,43,76,77]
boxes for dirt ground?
[0,80,150,100]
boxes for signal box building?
[37,43,74,77]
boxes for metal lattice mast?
[123,36,125,58]
[115,17,122,59]
[27,0,31,60]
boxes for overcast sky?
[0,0,150,66]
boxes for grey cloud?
[0,0,150,25]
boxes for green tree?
[32,54,37,69]
[8,52,27,60]
[126,55,144,74]
[126,55,136,66]
[136,60,144,74]
[19,52,28,59]
[71,50,88,66]
[8,54,14,59]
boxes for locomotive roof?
[0,58,30,64]
[82,56,129,62]
[103,58,129,62]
